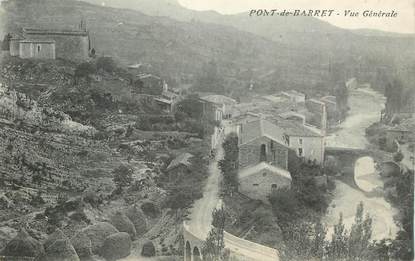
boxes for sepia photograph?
[0,0,413,260]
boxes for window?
[260,144,266,162]
[262,172,267,177]
[253,183,259,186]
[299,138,303,145]
[37,45,41,53]
[298,148,303,157]
[271,184,277,191]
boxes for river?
[323,87,399,240]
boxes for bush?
[141,240,156,257]
[101,232,131,261]
[80,222,119,254]
[2,229,45,257]
[109,211,137,239]
[43,229,66,250]
[269,188,300,224]
[36,239,80,261]
[112,164,133,191]
[96,56,117,73]
[70,232,93,259]
[141,201,160,218]
[125,205,148,235]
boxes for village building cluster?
[195,90,334,202]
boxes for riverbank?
[323,87,399,240]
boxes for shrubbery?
[218,133,239,192]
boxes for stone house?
[4,22,91,61]
[266,116,325,165]
[238,162,291,202]
[238,119,289,170]
[22,26,90,61]
[200,95,237,119]
[132,74,165,96]
[320,96,338,125]
[386,117,415,151]
[280,90,306,103]
[198,98,223,123]
[237,119,292,202]
[305,98,327,132]
[18,39,56,60]
[235,115,325,165]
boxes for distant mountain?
[82,0,415,90]
[2,0,414,96]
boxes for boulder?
[36,239,80,261]
[141,240,156,257]
[80,222,118,254]
[109,211,137,239]
[101,232,131,261]
[43,228,67,250]
[125,205,148,235]
[2,229,45,257]
[70,232,93,259]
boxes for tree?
[96,56,117,73]
[327,213,348,260]
[348,202,373,260]
[202,206,228,261]
[112,164,133,191]
[218,133,239,192]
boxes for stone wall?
[305,99,327,129]
[239,136,288,170]
[19,42,55,59]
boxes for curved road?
[186,133,279,261]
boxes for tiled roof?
[239,162,291,180]
[267,116,322,137]
[23,27,88,36]
[388,117,415,132]
[19,39,55,44]
[240,119,288,147]
[200,95,237,105]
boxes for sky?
[178,0,415,34]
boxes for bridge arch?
[193,246,202,261]
[185,241,191,261]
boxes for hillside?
[84,0,415,84]
[2,0,414,96]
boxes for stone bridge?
[325,147,370,189]
[183,222,279,261]
[183,222,204,261]
[325,147,393,191]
